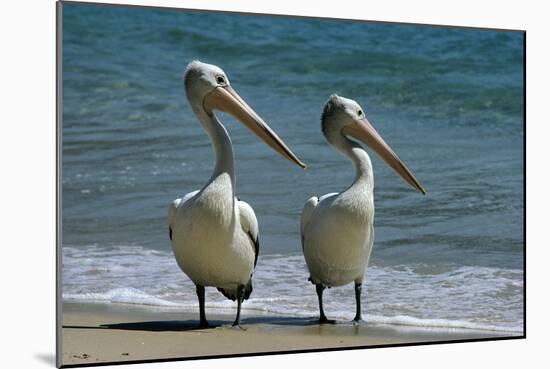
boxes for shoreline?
[61,302,520,366]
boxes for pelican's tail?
[216,287,236,300]
[243,278,253,300]
[217,278,253,301]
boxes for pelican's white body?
[169,173,257,291]
[302,95,424,322]
[301,95,378,289]
[168,61,259,298]
[301,156,375,287]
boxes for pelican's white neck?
[330,132,374,192]
[191,103,236,193]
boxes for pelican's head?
[183,61,306,169]
[321,95,367,139]
[321,94,426,195]
[184,61,229,106]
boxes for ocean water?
[61,4,524,333]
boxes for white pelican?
[169,61,305,328]
[301,95,425,324]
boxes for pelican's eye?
[216,75,226,85]
[357,109,363,117]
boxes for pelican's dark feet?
[319,316,336,324]
[231,284,246,330]
[198,319,210,328]
[231,322,246,331]
[352,316,363,326]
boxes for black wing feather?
[217,228,258,301]
[247,231,259,267]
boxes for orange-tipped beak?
[203,85,306,169]
[343,117,426,195]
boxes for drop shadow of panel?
[34,353,56,366]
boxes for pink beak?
[343,117,426,195]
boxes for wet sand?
[61,302,517,366]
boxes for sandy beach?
[61,302,517,366]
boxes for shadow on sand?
[63,316,323,332]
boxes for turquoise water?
[61,3,524,332]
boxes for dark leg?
[196,285,209,328]
[232,285,245,329]
[316,284,335,324]
[353,282,362,323]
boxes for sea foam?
[62,245,523,333]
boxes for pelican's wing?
[301,193,340,250]
[168,190,199,241]
[238,199,259,267]
[300,196,319,251]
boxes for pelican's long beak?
[203,85,306,169]
[343,117,426,195]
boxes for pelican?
[169,61,305,328]
[301,95,425,324]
